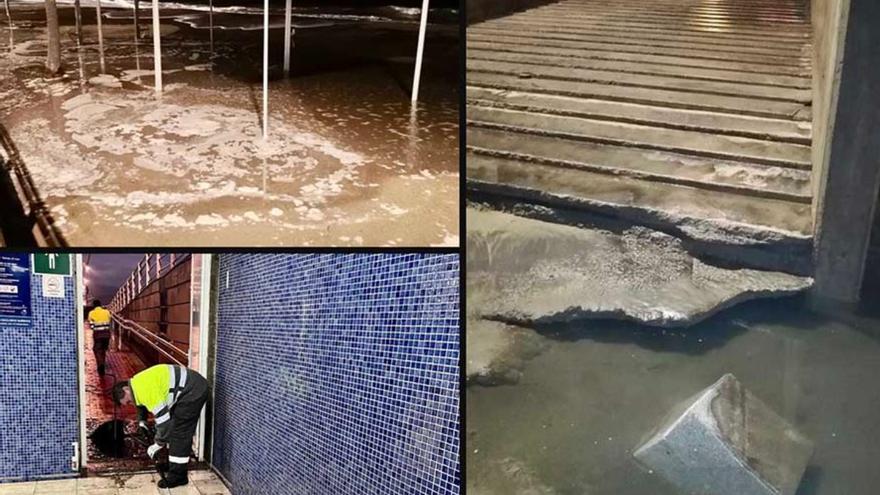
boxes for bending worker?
[111,364,209,489]
[87,300,112,376]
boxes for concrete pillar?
[812,0,880,304]
[410,0,429,102]
[44,0,62,74]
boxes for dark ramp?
[467,0,814,267]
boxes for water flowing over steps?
[467,0,815,273]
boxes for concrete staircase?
[467,0,814,273]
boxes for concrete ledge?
[634,374,813,495]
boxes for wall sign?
[0,254,32,326]
[42,275,65,298]
[33,254,72,276]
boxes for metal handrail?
[111,313,187,366]
[108,253,191,313]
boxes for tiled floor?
[0,470,230,495]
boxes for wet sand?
[0,2,459,246]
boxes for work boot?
[158,462,188,489]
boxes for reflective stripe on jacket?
[130,364,189,442]
[88,307,111,332]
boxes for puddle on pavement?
[0,2,459,246]
[467,208,880,495]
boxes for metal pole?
[96,0,105,73]
[209,0,214,60]
[283,0,291,76]
[73,0,82,45]
[5,0,11,52]
[262,0,269,140]
[410,0,429,102]
[133,0,139,39]
[152,0,162,93]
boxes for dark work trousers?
[166,371,210,470]
[92,329,111,371]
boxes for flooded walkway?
[1,3,459,246]
[467,0,813,263]
[84,321,153,473]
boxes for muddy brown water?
[0,3,459,246]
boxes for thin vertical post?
[133,0,139,39]
[3,0,11,28]
[410,0,429,102]
[152,0,162,93]
[262,0,269,140]
[45,0,62,73]
[73,0,82,45]
[283,0,292,75]
[96,0,105,73]
[209,0,214,60]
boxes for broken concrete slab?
[466,318,547,386]
[633,374,813,495]
[468,208,812,327]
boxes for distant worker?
[87,300,112,376]
[112,364,210,489]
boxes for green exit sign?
[32,254,71,276]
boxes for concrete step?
[467,87,812,144]
[467,58,811,102]
[467,106,811,168]
[468,72,812,120]
[468,27,811,60]
[468,152,812,236]
[468,50,810,90]
[467,126,812,202]
[490,15,811,40]
[467,41,810,78]
[480,18,811,47]
[534,7,810,28]
[467,33,811,69]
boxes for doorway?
[75,253,212,474]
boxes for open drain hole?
[89,420,128,458]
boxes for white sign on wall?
[42,274,65,298]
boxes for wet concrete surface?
[468,207,811,331]
[466,0,814,249]
[466,296,880,495]
[0,2,459,246]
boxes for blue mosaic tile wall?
[212,254,460,495]
[0,256,78,482]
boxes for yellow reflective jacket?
[88,307,111,331]
[130,364,189,443]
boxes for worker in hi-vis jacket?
[87,300,112,376]
[111,364,209,489]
